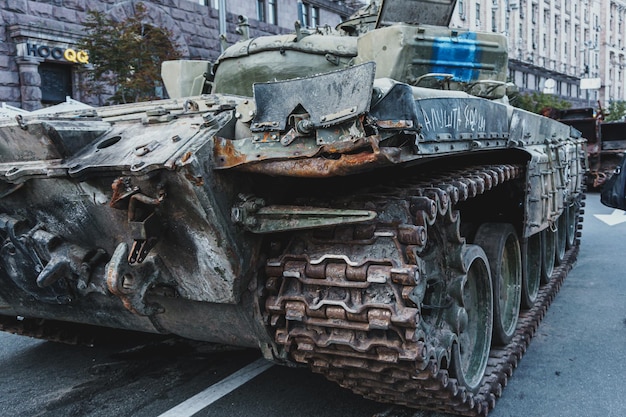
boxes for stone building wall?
[0,0,356,110]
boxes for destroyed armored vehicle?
[0,0,585,415]
[549,107,623,188]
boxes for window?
[458,0,465,20]
[505,7,509,34]
[39,63,72,105]
[311,6,319,27]
[257,0,277,24]
[268,0,277,25]
[491,9,497,32]
[257,0,265,22]
[311,4,319,27]
[554,16,559,34]
[475,3,481,27]
[299,2,319,28]
[300,2,308,26]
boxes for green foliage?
[604,101,626,122]
[510,91,572,115]
[78,3,181,105]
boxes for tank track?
[264,164,582,416]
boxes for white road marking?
[157,358,274,417]
[594,209,626,226]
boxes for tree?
[509,91,572,115]
[78,3,181,105]
[604,100,626,122]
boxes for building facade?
[4,0,621,112]
[0,0,358,111]
[601,0,626,105]
[450,0,620,109]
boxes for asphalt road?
[1,192,625,417]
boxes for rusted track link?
[264,163,581,416]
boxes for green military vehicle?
[0,0,585,415]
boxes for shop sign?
[23,43,89,64]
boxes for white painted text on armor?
[420,105,486,133]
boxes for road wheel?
[521,232,541,309]
[565,203,578,248]
[540,228,556,284]
[555,214,567,265]
[450,245,493,393]
[474,223,522,345]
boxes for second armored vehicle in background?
[551,107,625,188]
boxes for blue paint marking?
[431,32,480,82]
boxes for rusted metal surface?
[110,177,140,209]
[213,135,326,169]
[213,120,374,170]
[126,190,166,264]
[234,150,399,177]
